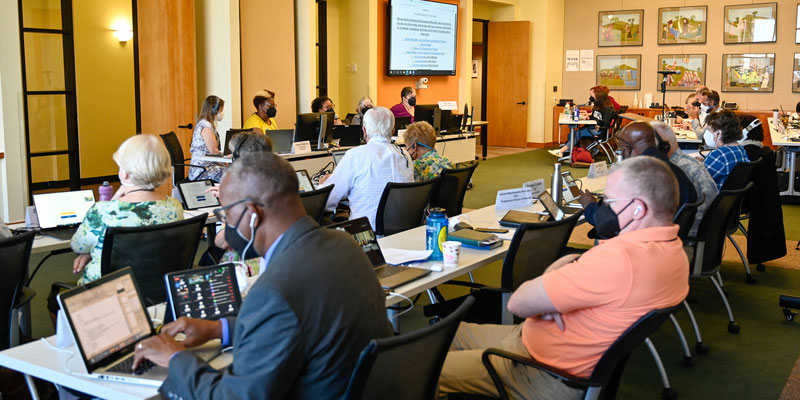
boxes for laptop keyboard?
[43,227,79,240]
[107,357,155,375]
[375,265,408,279]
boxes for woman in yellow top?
[243,89,279,133]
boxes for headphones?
[741,119,761,140]
[634,205,642,216]
[249,212,257,228]
[232,134,252,161]
[654,130,671,153]
[211,96,221,115]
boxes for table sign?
[522,178,546,197]
[495,188,534,210]
[292,141,312,154]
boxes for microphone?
[658,70,679,75]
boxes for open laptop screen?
[33,190,96,229]
[59,270,152,367]
[326,217,386,267]
[296,170,315,192]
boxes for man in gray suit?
[133,151,392,399]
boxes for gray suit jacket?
[160,216,392,400]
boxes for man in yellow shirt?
[243,89,279,133]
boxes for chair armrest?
[481,348,601,399]
[439,280,494,290]
[14,287,36,309]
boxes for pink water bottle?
[99,181,113,201]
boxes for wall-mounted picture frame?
[657,54,706,91]
[795,3,799,43]
[722,53,775,92]
[658,6,707,45]
[723,3,777,44]
[597,54,641,90]
[598,10,644,47]
[793,54,800,93]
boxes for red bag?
[571,146,594,163]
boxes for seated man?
[703,109,749,189]
[651,121,718,238]
[438,157,690,399]
[694,88,722,148]
[319,106,413,229]
[133,152,392,399]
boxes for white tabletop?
[768,117,800,148]
[558,114,597,126]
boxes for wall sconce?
[114,29,133,43]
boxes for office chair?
[343,296,475,400]
[159,131,209,184]
[0,231,36,350]
[586,106,625,161]
[480,305,682,400]
[375,177,440,236]
[719,158,762,284]
[300,185,334,224]
[430,162,479,217]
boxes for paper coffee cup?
[442,241,461,267]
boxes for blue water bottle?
[426,208,448,261]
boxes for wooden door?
[137,0,197,151]
[487,21,529,147]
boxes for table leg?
[25,374,41,400]
[481,126,488,160]
[781,150,798,197]
[558,125,575,163]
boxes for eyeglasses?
[213,198,264,225]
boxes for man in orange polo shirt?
[438,157,690,399]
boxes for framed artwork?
[722,53,775,92]
[793,54,800,93]
[598,10,644,47]
[657,54,706,91]
[723,3,777,44]
[657,6,707,44]
[796,4,799,43]
[471,60,479,79]
[596,54,641,90]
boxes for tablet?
[164,263,242,321]
[296,170,315,193]
[177,180,220,210]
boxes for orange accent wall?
[376,0,462,109]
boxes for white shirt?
[322,137,413,229]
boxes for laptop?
[332,124,362,146]
[394,116,412,135]
[176,179,220,210]
[223,129,251,155]
[164,263,242,321]
[296,170,315,192]
[57,268,168,386]
[267,129,295,154]
[331,149,348,166]
[327,217,430,290]
[33,190,96,240]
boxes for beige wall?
[563,0,798,112]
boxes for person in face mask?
[311,95,344,125]
[692,88,720,143]
[439,156,688,399]
[132,151,392,400]
[243,89,279,133]
[350,96,374,125]
[403,121,453,181]
[702,109,750,190]
[188,95,227,182]
[390,86,417,121]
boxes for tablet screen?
[178,180,220,210]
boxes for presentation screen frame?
[387,0,459,76]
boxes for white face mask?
[700,104,710,114]
[703,129,717,148]
[216,111,225,121]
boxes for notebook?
[327,217,430,290]
[499,210,550,227]
[57,268,167,386]
[33,190,96,239]
[164,263,242,321]
[296,170,315,192]
[176,180,220,210]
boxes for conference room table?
[557,113,596,163]
[618,112,700,144]
[769,117,800,197]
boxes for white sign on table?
[588,161,609,178]
[522,179,546,197]
[565,50,579,72]
[495,188,535,210]
[292,141,312,154]
[438,101,458,111]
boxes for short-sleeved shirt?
[243,113,278,132]
[522,225,689,378]
[71,198,184,284]
[413,150,453,181]
[703,145,750,190]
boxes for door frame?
[473,18,488,121]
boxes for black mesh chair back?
[100,214,207,306]
[300,185,334,223]
[694,183,753,275]
[502,211,583,291]
[375,177,440,236]
[720,158,761,233]
[611,105,629,132]
[673,194,704,243]
[344,296,475,400]
[430,163,479,217]
[0,231,35,350]
[159,131,187,182]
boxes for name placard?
[522,179,546,198]
[438,101,458,111]
[587,161,608,178]
[292,141,312,154]
[495,187,534,211]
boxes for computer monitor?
[223,129,251,155]
[394,116,412,136]
[294,112,335,150]
[332,124,362,147]
[267,129,294,154]
[414,104,438,127]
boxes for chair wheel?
[681,356,694,367]
[662,387,678,400]
[757,264,766,272]
[784,308,795,321]
[695,342,709,354]
[745,274,756,284]
[728,321,741,334]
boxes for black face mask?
[361,106,372,115]
[224,211,261,260]
[594,199,635,239]
[408,97,417,107]
[589,96,595,103]
[266,107,277,118]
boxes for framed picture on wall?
[596,54,641,90]
[657,6,707,44]
[657,54,706,91]
[793,54,800,93]
[796,4,800,43]
[723,3,777,44]
[598,10,644,47]
[722,53,775,92]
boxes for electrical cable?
[386,292,414,319]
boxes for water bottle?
[573,106,580,122]
[99,181,113,201]
[426,208,448,261]
[563,103,571,118]
[615,149,624,163]
[551,163,562,205]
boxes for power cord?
[386,292,414,320]
[39,337,93,378]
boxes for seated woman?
[404,121,453,181]
[389,86,416,121]
[350,96,374,125]
[189,95,226,182]
[590,85,620,111]
[243,89,279,133]
[549,91,614,157]
[71,134,184,285]
[311,95,343,125]
[703,109,749,189]
[677,93,701,128]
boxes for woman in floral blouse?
[403,121,453,181]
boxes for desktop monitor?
[294,112,335,149]
[414,104,438,127]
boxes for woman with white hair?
[350,96,374,125]
[70,134,184,285]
